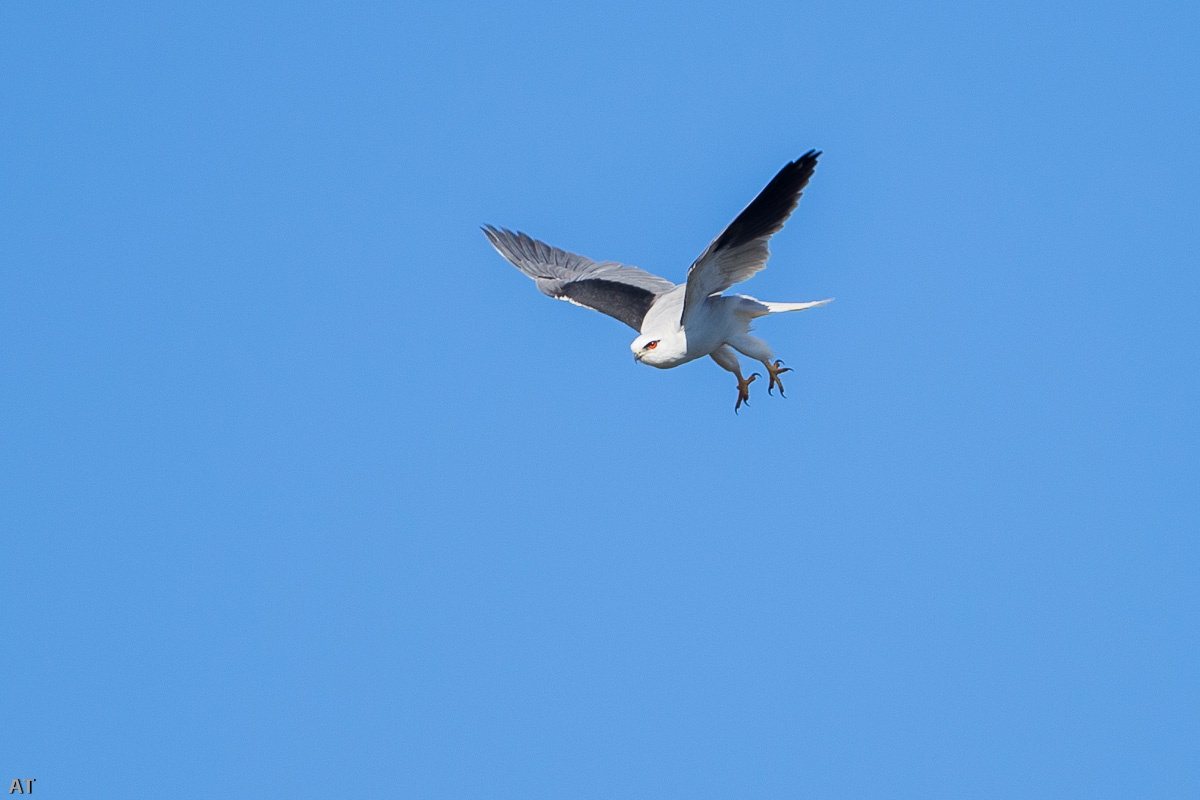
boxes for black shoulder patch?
[558,279,658,331]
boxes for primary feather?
[482,225,676,331]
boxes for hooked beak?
[633,352,642,363]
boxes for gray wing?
[681,151,820,324]
[483,225,677,331]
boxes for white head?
[631,330,686,368]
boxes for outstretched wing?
[681,151,820,324]
[483,225,677,331]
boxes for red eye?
[646,341,658,350]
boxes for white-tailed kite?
[484,150,832,411]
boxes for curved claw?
[735,373,760,414]
[767,359,793,397]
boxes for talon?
[735,373,759,413]
[766,359,792,397]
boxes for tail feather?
[732,295,834,320]
[763,298,834,314]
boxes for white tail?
[763,298,834,314]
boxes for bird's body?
[633,289,828,369]
[484,151,832,411]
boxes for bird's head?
[631,331,684,368]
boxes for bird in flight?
[484,150,832,411]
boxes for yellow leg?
[735,373,759,413]
[766,360,792,397]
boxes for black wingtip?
[711,149,823,252]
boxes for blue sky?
[2,0,1197,797]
